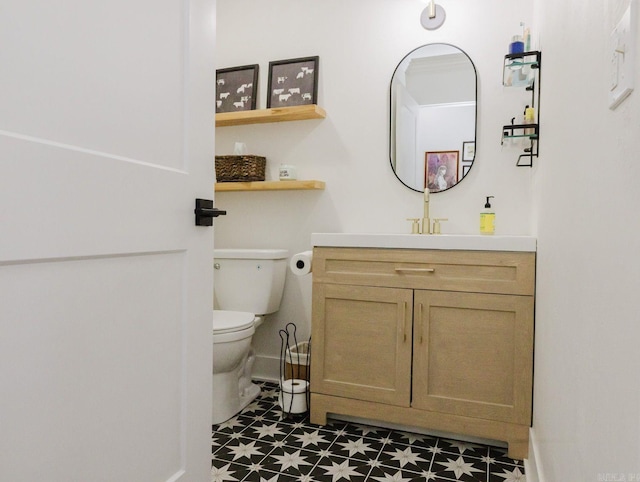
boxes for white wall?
[530,0,640,480]
[215,0,533,378]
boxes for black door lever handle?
[199,207,227,216]
[195,198,226,226]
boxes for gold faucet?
[422,187,431,235]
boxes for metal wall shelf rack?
[501,51,541,167]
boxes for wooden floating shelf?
[215,180,325,192]
[215,104,326,127]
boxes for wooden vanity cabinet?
[310,247,535,460]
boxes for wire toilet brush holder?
[278,323,311,417]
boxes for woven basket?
[215,155,266,182]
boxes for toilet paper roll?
[278,379,309,414]
[289,250,313,276]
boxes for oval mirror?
[390,43,477,193]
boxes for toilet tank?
[213,249,288,315]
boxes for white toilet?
[212,248,288,424]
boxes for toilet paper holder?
[278,323,311,417]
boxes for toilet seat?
[213,310,255,334]
[213,310,256,343]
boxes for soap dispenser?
[480,196,495,235]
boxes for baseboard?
[524,427,546,482]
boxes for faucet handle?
[406,218,421,234]
[432,218,448,235]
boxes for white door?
[0,1,215,481]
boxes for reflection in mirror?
[390,43,477,193]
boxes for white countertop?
[311,233,537,252]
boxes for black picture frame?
[216,64,259,113]
[267,56,319,108]
[462,141,476,161]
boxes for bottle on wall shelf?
[509,21,526,54]
[480,196,495,235]
[509,35,524,54]
[524,105,535,137]
[524,105,535,123]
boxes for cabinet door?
[311,283,413,406]
[412,290,533,425]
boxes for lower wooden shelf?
[214,180,325,192]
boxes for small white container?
[279,164,297,181]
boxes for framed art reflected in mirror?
[425,151,459,193]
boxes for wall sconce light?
[420,0,446,30]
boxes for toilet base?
[212,376,261,425]
[212,348,261,425]
[239,381,260,411]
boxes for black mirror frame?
[389,43,478,194]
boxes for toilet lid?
[212,310,255,334]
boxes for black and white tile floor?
[212,381,526,482]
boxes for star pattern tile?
[212,381,527,481]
